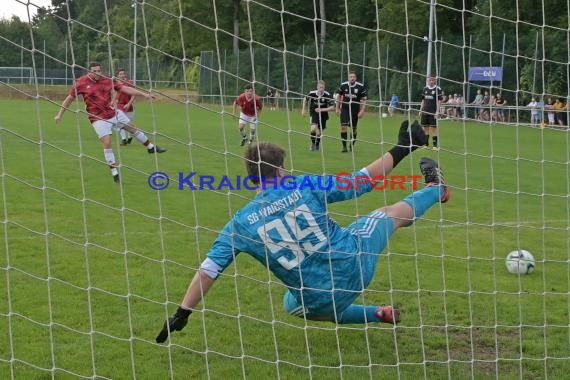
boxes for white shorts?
[123,111,135,121]
[92,110,130,138]
[239,112,258,129]
[118,111,135,129]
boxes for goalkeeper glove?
[397,119,427,149]
[389,120,428,168]
[156,306,192,343]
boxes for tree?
[0,17,33,67]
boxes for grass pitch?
[0,97,569,379]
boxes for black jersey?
[306,90,334,116]
[421,85,443,114]
[336,81,367,111]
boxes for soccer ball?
[382,113,388,118]
[505,249,535,275]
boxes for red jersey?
[69,75,123,123]
[234,93,262,117]
[116,79,135,113]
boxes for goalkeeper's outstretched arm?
[180,269,215,310]
[155,267,215,343]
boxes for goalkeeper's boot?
[113,173,120,184]
[375,305,401,324]
[148,145,167,154]
[419,157,450,203]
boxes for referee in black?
[335,71,367,152]
[419,74,444,150]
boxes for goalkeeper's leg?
[379,157,450,230]
[352,159,450,264]
[363,119,428,179]
[283,291,400,324]
[336,304,400,324]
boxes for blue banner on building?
[468,67,503,81]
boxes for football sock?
[119,128,127,140]
[316,136,321,148]
[433,136,438,146]
[341,132,348,148]
[103,149,116,168]
[401,186,441,219]
[111,167,119,176]
[388,146,410,168]
[249,130,256,141]
[337,304,379,324]
[352,130,357,145]
[134,131,153,148]
[240,128,246,138]
[310,132,316,144]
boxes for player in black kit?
[335,71,367,152]
[302,80,335,151]
[419,75,444,150]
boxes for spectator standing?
[388,94,399,116]
[545,97,555,126]
[527,98,540,126]
[554,98,565,127]
[495,93,507,122]
[472,89,483,120]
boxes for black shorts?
[310,113,328,130]
[340,108,360,128]
[421,113,437,127]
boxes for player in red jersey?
[115,68,135,146]
[54,62,166,184]
[232,83,263,146]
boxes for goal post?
[1,1,569,379]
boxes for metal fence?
[198,41,412,104]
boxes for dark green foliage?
[1,0,569,100]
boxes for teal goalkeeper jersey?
[206,172,376,302]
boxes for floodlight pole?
[133,0,137,85]
[426,0,436,78]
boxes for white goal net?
[0,0,569,379]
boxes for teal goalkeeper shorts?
[283,210,395,318]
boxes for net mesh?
[0,0,569,379]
